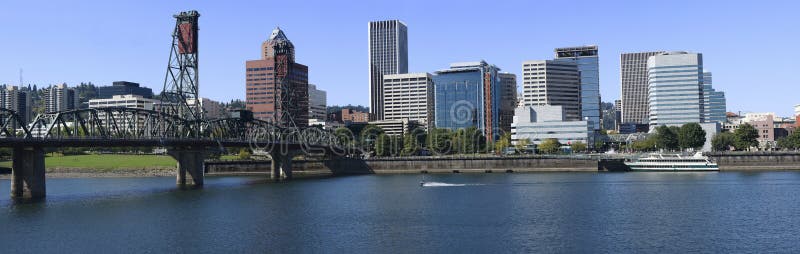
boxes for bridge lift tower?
[161,10,203,132]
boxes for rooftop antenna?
[19,68,23,87]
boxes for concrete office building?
[368,119,422,136]
[614,99,622,131]
[382,73,433,125]
[498,72,517,133]
[44,83,79,112]
[89,94,159,110]
[433,61,502,141]
[795,105,800,128]
[368,20,408,121]
[187,98,226,119]
[647,52,705,126]
[308,84,327,122]
[0,86,32,128]
[744,112,776,147]
[329,108,370,124]
[521,60,581,121]
[97,81,153,99]
[245,27,309,127]
[701,72,727,124]
[620,51,664,124]
[554,45,601,130]
[88,95,161,133]
[511,105,592,146]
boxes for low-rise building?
[88,94,159,110]
[187,97,226,119]
[329,108,370,124]
[795,104,800,128]
[369,119,422,136]
[511,105,592,147]
[744,112,776,148]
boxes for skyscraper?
[701,72,726,124]
[498,72,517,133]
[368,20,408,120]
[647,52,703,126]
[308,84,327,122]
[521,60,581,121]
[554,45,601,130]
[620,51,665,124]
[433,61,501,141]
[245,27,309,127]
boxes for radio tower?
[161,10,202,123]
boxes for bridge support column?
[168,148,206,187]
[270,151,295,181]
[11,146,46,199]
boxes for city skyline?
[1,1,799,116]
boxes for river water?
[1,172,799,253]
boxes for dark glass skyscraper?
[368,20,408,120]
[433,61,501,141]
[554,46,601,130]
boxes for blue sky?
[1,0,798,116]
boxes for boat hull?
[625,164,719,172]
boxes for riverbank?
[0,167,175,179]
[3,151,800,179]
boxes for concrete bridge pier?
[270,150,297,181]
[11,146,46,199]
[168,148,206,187]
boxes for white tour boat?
[625,152,719,171]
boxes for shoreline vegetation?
[1,152,799,179]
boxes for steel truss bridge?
[0,107,347,199]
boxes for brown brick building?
[329,109,370,124]
[245,27,308,127]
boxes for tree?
[452,127,485,154]
[515,138,531,153]
[777,131,800,150]
[374,134,391,157]
[334,127,355,146]
[538,138,562,154]
[402,133,420,156]
[570,141,587,153]
[238,148,251,160]
[360,124,384,152]
[711,132,735,151]
[734,123,759,150]
[654,125,678,151]
[494,132,512,155]
[678,123,706,150]
[630,136,657,152]
[375,134,402,157]
[427,128,453,155]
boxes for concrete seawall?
[706,151,800,171]
[205,156,600,178]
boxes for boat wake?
[421,182,483,187]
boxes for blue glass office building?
[433,61,501,141]
[555,46,601,131]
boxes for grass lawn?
[0,154,177,170]
[219,155,241,161]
